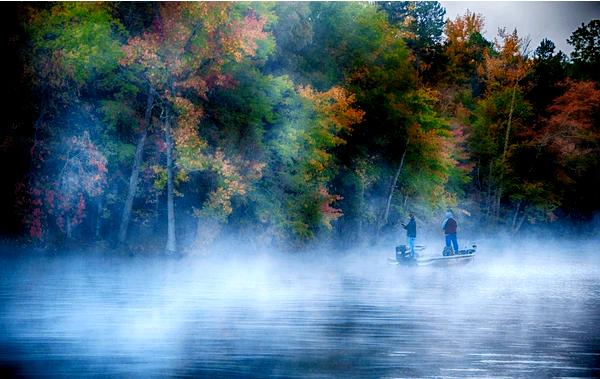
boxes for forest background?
[1,2,599,254]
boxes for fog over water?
[0,239,599,378]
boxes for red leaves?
[22,132,108,240]
[30,208,43,239]
[73,193,86,227]
[205,72,237,91]
[541,80,600,158]
[16,184,45,240]
[547,81,600,131]
[319,187,343,230]
[44,190,54,203]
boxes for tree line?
[2,2,600,253]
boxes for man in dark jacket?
[402,212,417,257]
[442,210,458,253]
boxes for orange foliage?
[480,28,532,92]
[299,86,365,135]
[298,85,364,179]
[444,10,484,45]
[443,11,486,80]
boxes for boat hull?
[391,245,476,267]
[414,253,475,266]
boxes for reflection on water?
[0,245,599,378]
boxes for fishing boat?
[389,244,476,267]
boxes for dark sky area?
[441,1,600,55]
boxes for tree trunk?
[378,137,410,235]
[164,111,177,254]
[65,214,72,240]
[117,130,146,244]
[514,207,527,234]
[95,196,103,240]
[153,189,160,233]
[495,83,519,226]
[486,161,494,223]
[494,187,503,225]
[357,171,365,240]
[502,83,518,162]
[117,85,154,246]
[511,200,522,230]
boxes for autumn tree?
[120,2,271,253]
[443,10,490,90]
[12,2,600,249]
[538,80,600,220]
[462,26,536,228]
[267,3,459,243]
[23,2,123,242]
[262,85,363,242]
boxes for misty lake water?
[0,241,599,378]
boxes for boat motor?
[395,245,409,261]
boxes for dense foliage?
[2,2,599,253]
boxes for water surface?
[1,243,599,378]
